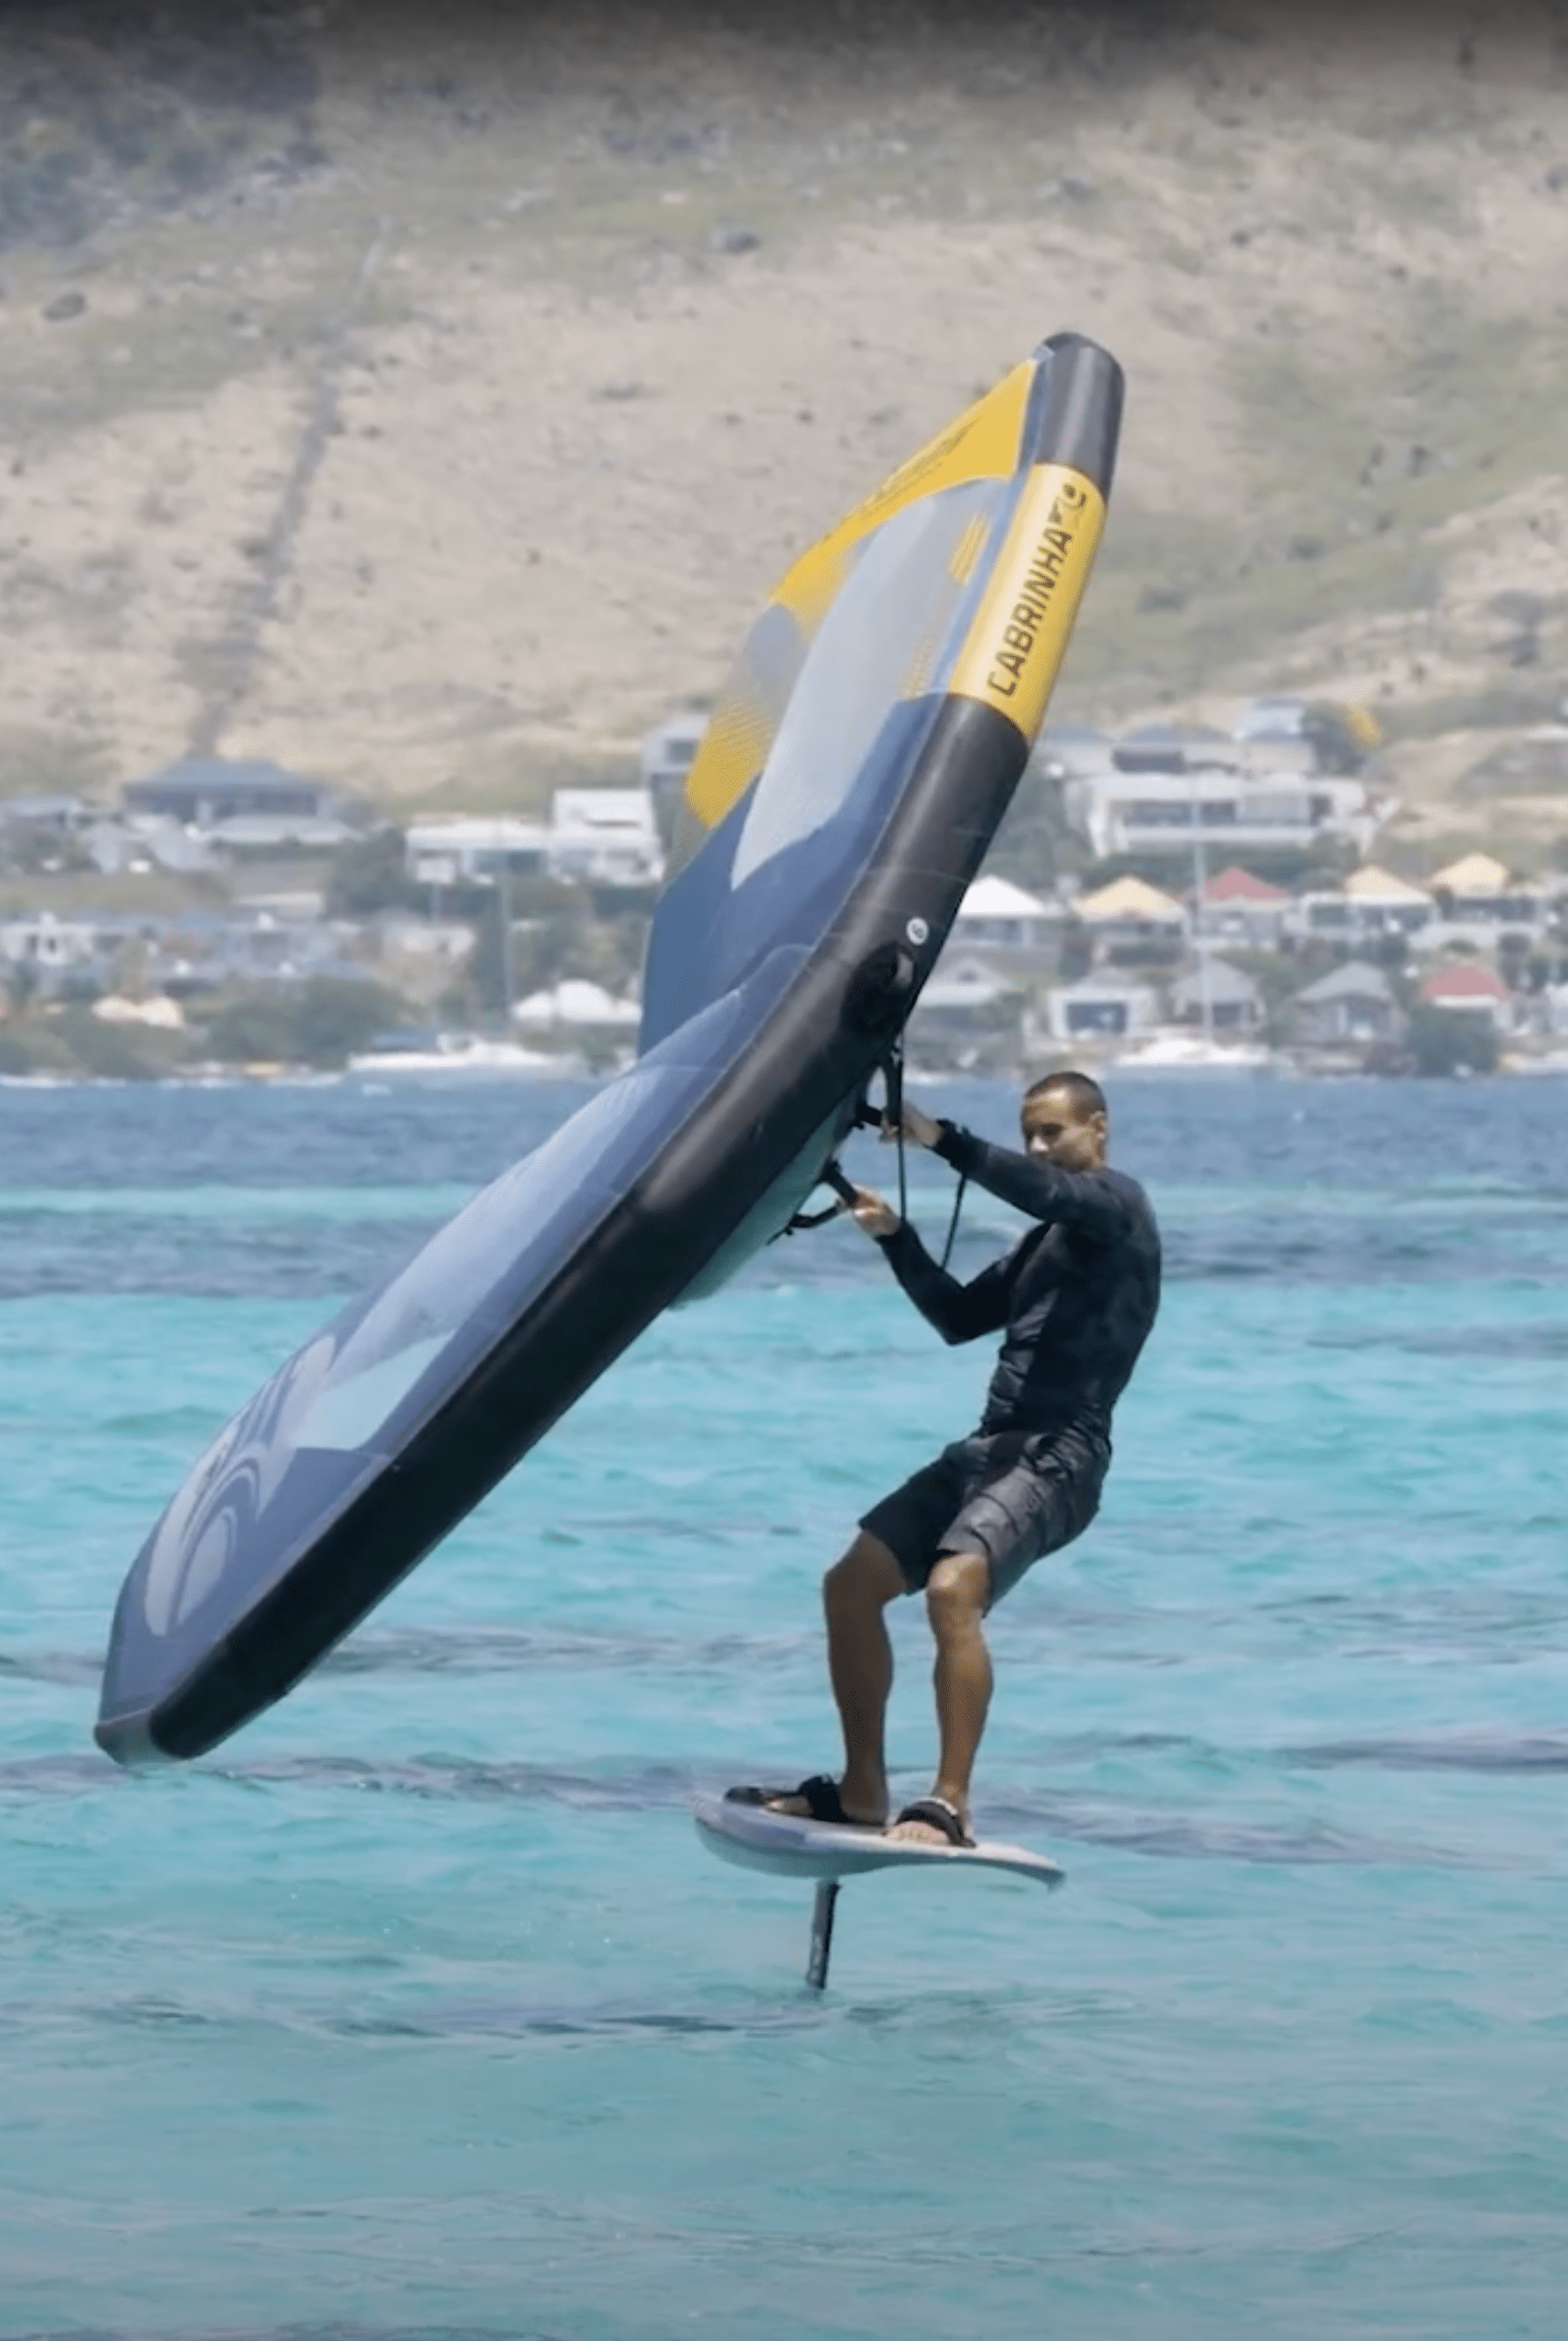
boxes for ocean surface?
[2,1070,1566,2340]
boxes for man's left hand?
[847,1185,901,1239]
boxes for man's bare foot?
[884,1795,973,1848]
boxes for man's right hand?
[848,1185,901,1240]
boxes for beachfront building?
[950,874,1052,951]
[1191,866,1293,951]
[1169,957,1265,1033]
[909,954,1026,1061]
[1417,964,1519,1031]
[1293,960,1403,1047]
[1415,853,1553,955]
[1072,875,1189,966]
[1042,972,1159,1043]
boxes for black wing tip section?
[94,1707,173,1771]
[1032,331,1124,499]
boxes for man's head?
[1020,1069,1108,1173]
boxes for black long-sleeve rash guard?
[876,1120,1162,1441]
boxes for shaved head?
[1023,1068,1106,1121]
[1020,1069,1109,1173]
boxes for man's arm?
[931,1123,1130,1241]
[849,1189,1012,1344]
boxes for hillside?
[3,0,1566,859]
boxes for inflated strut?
[777,1040,967,1266]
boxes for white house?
[547,789,663,886]
[407,790,662,891]
[1064,763,1387,862]
[406,817,552,888]
[0,910,102,970]
[1296,863,1434,943]
[950,874,1052,951]
[1412,852,1552,954]
[1044,972,1159,1042]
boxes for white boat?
[1106,1030,1276,1072]
[347,1034,583,1078]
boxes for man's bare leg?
[886,1549,992,1844]
[766,1531,906,1826]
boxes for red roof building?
[1419,964,1515,1024]
[1198,866,1289,906]
[1193,865,1292,947]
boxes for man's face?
[1020,1086,1107,1174]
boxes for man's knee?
[925,1549,991,1634]
[824,1531,908,1615]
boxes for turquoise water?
[3,1074,1567,2338]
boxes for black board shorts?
[860,1424,1109,1608]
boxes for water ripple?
[9,2329,536,2341]
[0,1748,1505,1873]
[1286,1731,1568,1773]
[989,1791,1488,1871]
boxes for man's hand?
[847,1185,901,1240]
[881,1100,943,1150]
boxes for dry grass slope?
[1,0,1564,848]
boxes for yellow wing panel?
[774,361,1033,628]
[682,362,1035,838]
[682,689,784,834]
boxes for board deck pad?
[692,1791,1064,1887]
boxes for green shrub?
[0,1019,81,1076]
[1408,1003,1498,1078]
[51,1009,186,1081]
[201,978,409,1068]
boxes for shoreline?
[6,1054,1568,1092]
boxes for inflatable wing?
[95,329,1122,1766]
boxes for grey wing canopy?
[95,330,1123,1768]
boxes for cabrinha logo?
[950,464,1104,739]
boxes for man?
[736,1069,1160,1848]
